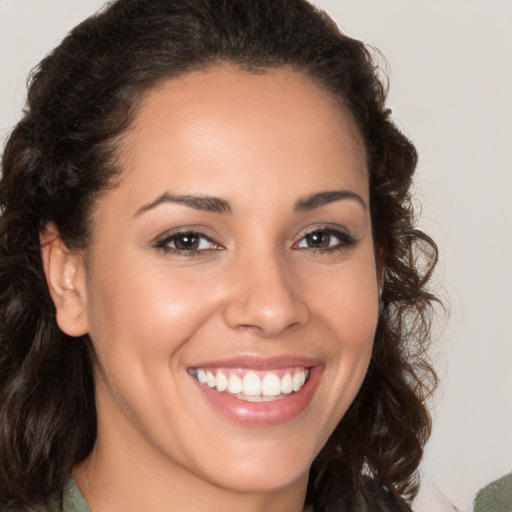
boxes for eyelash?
[154,227,356,257]
[155,230,221,257]
[293,227,357,252]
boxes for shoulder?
[60,479,91,512]
[473,472,512,512]
[31,479,91,512]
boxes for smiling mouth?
[188,367,311,402]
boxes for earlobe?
[40,222,89,337]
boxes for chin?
[192,434,316,495]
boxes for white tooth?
[281,373,293,394]
[262,373,281,396]
[301,370,306,386]
[206,371,216,388]
[292,371,302,392]
[243,373,262,396]
[228,374,243,394]
[216,371,228,392]
[196,369,207,385]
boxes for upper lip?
[188,355,322,370]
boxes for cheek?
[305,255,379,343]
[303,252,379,404]
[333,277,378,376]
[84,258,223,365]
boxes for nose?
[222,252,310,338]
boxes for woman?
[0,0,439,510]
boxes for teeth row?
[194,369,309,397]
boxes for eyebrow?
[134,192,232,216]
[134,188,366,217]
[294,190,366,211]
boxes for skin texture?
[43,67,381,512]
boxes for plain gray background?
[1,1,511,511]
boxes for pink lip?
[189,356,323,427]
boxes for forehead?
[111,66,368,208]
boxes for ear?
[40,222,89,337]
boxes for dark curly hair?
[0,0,439,510]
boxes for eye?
[155,231,221,253]
[294,228,356,251]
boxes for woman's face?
[71,67,379,502]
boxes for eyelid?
[154,228,223,253]
[152,224,356,256]
[293,225,357,250]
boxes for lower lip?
[191,366,322,427]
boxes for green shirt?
[56,478,374,512]
[57,479,91,512]
[473,472,512,512]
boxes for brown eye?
[303,231,331,248]
[156,231,220,253]
[295,228,356,251]
[173,233,200,250]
